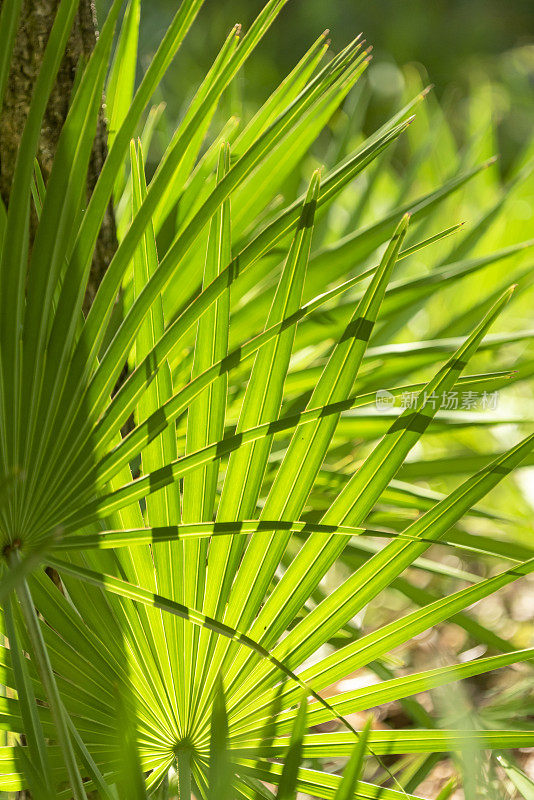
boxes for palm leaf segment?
[0,0,533,797]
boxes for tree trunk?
[0,0,117,313]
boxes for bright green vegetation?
[0,0,533,798]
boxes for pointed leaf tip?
[395,213,411,236]
[217,140,231,175]
[307,170,321,201]
[483,284,516,323]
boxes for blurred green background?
[96,0,534,172]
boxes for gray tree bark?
[0,0,117,313]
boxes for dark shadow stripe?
[482,463,513,477]
[388,411,433,435]
[447,357,468,371]
[340,316,374,344]
[297,198,317,230]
